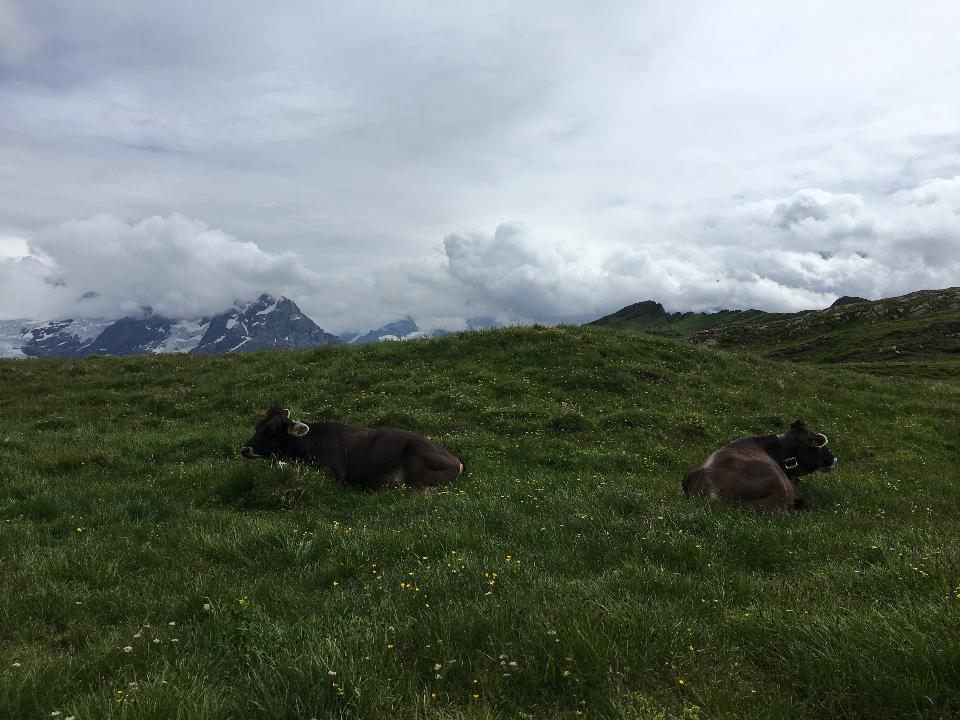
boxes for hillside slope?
[689,287,960,378]
[589,300,787,336]
[1,328,958,719]
[592,288,960,379]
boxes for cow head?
[240,407,310,460]
[782,419,838,474]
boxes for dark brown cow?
[240,407,463,490]
[682,420,838,511]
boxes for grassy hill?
[688,288,960,378]
[593,288,960,379]
[588,300,787,337]
[1,327,959,718]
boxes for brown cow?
[682,420,838,511]
[241,407,464,490]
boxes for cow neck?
[773,433,802,481]
[287,432,311,460]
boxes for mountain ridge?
[592,286,960,377]
[1,295,340,359]
[0,298,498,359]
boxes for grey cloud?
[2,2,960,329]
[0,0,36,67]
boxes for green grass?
[1,327,959,718]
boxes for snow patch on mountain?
[153,319,210,354]
[20,318,114,357]
[69,318,116,342]
[256,299,279,316]
[0,320,34,359]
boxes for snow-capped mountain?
[3,317,115,358]
[2,295,339,359]
[0,299,506,360]
[191,295,339,353]
[338,315,502,344]
[338,317,443,344]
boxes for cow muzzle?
[240,446,261,459]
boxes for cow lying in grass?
[682,420,838,511]
[241,407,464,490]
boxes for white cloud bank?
[2,177,959,329]
[402,176,960,327]
[0,213,321,320]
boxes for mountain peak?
[608,300,668,320]
[829,295,868,308]
[7,294,339,358]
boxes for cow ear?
[280,408,291,418]
[288,420,310,437]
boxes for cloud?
[0,234,29,259]
[439,224,615,320]
[395,177,960,325]
[0,0,37,67]
[0,213,321,320]
[3,178,959,328]
[3,1,960,269]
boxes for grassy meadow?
[1,326,959,719]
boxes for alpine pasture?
[2,326,958,719]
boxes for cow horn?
[813,433,828,447]
[288,420,310,437]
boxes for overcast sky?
[2,0,959,331]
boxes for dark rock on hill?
[830,295,869,308]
